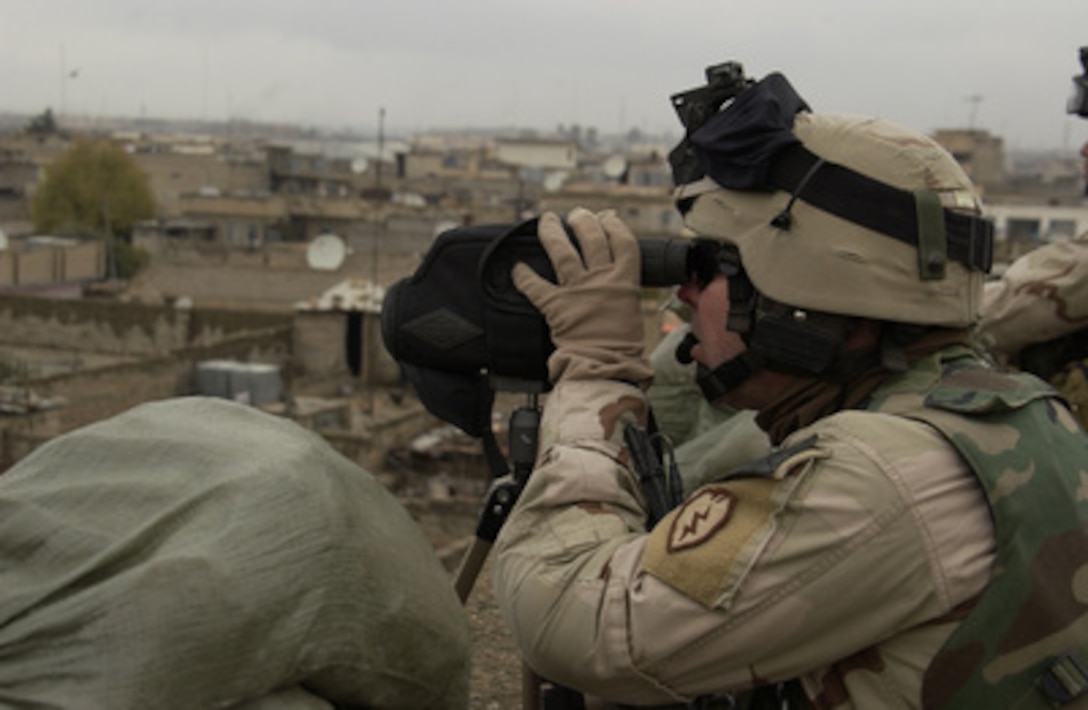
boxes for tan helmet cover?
[977,234,1088,359]
[675,112,986,327]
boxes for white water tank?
[195,361,282,406]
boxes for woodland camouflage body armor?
[867,346,1088,708]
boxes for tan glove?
[512,208,654,387]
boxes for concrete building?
[0,134,69,236]
[0,236,106,298]
[933,128,1007,192]
[495,137,579,171]
[0,284,418,473]
[132,150,269,218]
[266,144,354,197]
[541,183,682,238]
[984,200,1088,265]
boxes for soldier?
[978,235,1088,429]
[491,69,1088,708]
[975,47,1088,430]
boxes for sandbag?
[0,397,470,709]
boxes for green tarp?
[0,397,470,709]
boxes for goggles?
[686,239,743,289]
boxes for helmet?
[675,111,990,328]
[665,68,994,394]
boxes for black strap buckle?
[1038,653,1088,706]
[967,213,994,273]
[770,144,995,275]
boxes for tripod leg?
[453,537,492,604]
[451,397,576,708]
[522,664,542,710]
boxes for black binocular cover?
[379,218,689,435]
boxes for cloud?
[2,0,1087,150]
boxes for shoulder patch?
[667,487,737,552]
[641,462,814,608]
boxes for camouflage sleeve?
[492,386,994,706]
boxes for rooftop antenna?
[59,45,78,118]
[966,94,983,130]
[59,44,66,118]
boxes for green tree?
[25,108,60,136]
[33,138,156,237]
[31,138,156,278]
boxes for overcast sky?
[3,1,1087,152]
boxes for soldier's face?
[677,270,796,410]
[676,272,747,372]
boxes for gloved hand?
[512,208,654,387]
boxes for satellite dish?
[351,157,369,174]
[433,220,459,238]
[543,171,568,193]
[306,234,347,271]
[602,155,628,180]
[0,230,7,250]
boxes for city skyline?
[2,1,1088,152]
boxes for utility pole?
[375,107,385,191]
[366,107,386,414]
[59,44,80,122]
[102,198,117,281]
[966,94,983,130]
[372,106,386,286]
[60,44,68,119]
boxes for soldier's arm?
[492,386,994,705]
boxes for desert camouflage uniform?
[492,345,1088,708]
[979,234,1088,429]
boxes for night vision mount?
[668,61,754,187]
[670,61,752,132]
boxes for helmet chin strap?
[675,331,699,365]
[674,331,760,402]
[695,356,756,402]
